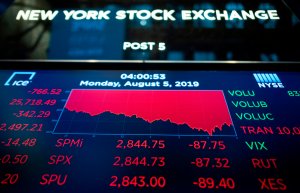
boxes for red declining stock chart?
[55,90,234,136]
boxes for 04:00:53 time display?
[120,73,166,80]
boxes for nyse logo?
[4,72,36,87]
[253,73,284,88]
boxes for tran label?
[253,73,284,88]
[4,72,36,87]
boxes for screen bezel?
[0,60,299,72]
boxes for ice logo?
[4,72,36,87]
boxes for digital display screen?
[0,63,300,193]
[0,0,300,61]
